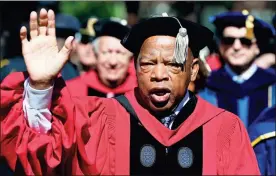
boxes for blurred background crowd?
[0,1,275,175]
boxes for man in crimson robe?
[66,18,137,98]
[0,9,260,175]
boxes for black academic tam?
[93,18,130,41]
[121,16,214,57]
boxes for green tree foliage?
[60,1,126,22]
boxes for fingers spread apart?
[39,8,48,36]
[26,9,56,40]
[20,26,28,44]
[47,9,56,36]
[29,11,38,39]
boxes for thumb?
[58,36,74,63]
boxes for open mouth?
[149,88,171,105]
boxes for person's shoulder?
[71,96,122,116]
[253,105,276,124]
[255,67,276,81]
[215,106,241,125]
[219,109,241,124]
[262,67,276,75]
[196,97,240,127]
[199,97,242,127]
[248,105,276,138]
[66,75,83,85]
[197,96,225,115]
[213,109,246,142]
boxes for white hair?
[92,36,133,59]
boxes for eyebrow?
[139,55,176,63]
[139,56,155,61]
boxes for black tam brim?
[94,19,130,40]
[121,17,214,57]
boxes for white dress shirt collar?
[224,63,258,84]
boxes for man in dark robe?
[249,105,276,175]
[0,9,260,175]
[66,18,137,98]
[198,11,276,129]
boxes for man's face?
[97,36,132,87]
[219,26,259,67]
[77,42,97,67]
[136,36,199,114]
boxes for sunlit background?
[0,2,275,175]
[1,1,275,59]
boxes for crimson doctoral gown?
[0,72,260,175]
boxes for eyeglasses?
[221,37,253,47]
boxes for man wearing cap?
[1,9,259,175]
[74,17,98,73]
[66,18,137,97]
[199,11,276,129]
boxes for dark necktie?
[161,113,177,129]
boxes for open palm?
[20,9,74,87]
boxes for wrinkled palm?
[20,9,73,84]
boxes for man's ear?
[190,58,199,82]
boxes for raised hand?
[20,9,74,89]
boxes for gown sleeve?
[216,112,260,175]
[22,78,54,134]
[0,72,76,175]
[1,72,118,175]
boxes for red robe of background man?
[66,60,137,97]
[0,72,260,175]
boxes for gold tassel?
[242,9,249,15]
[242,9,255,40]
[245,15,255,40]
[86,18,98,36]
[242,10,255,40]
[80,18,98,36]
